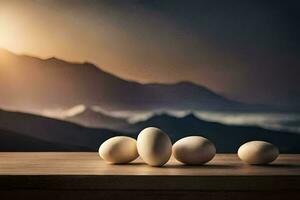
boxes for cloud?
[42,104,86,118]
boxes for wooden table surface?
[0,153,299,200]
[0,152,299,176]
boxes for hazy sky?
[0,0,299,106]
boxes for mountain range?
[0,48,279,113]
[0,108,131,151]
[124,113,300,153]
[0,108,299,153]
[65,106,128,129]
[1,48,299,153]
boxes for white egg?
[99,136,138,164]
[173,136,216,165]
[137,127,172,167]
[238,141,279,165]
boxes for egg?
[137,127,172,167]
[99,136,138,164]
[173,136,216,165]
[238,141,279,165]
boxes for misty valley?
[0,49,299,153]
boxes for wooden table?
[0,153,299,200]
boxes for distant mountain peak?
[182,113,199,120]
[75,106,105,117]
[82,61,95,66]
[140,113,186,123]
[141,112,201,123]
[45,56,59,61]
[65,105,128,129]
[43,56,98,69]
[151,113,177,120]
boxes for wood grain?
[0,153,299,199]
[0,153,299,176]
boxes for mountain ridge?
[0,108,130,150]
[65,106,128,129]
[0,48,290,113]
[0,108,299,152]
[124,113,300,153]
